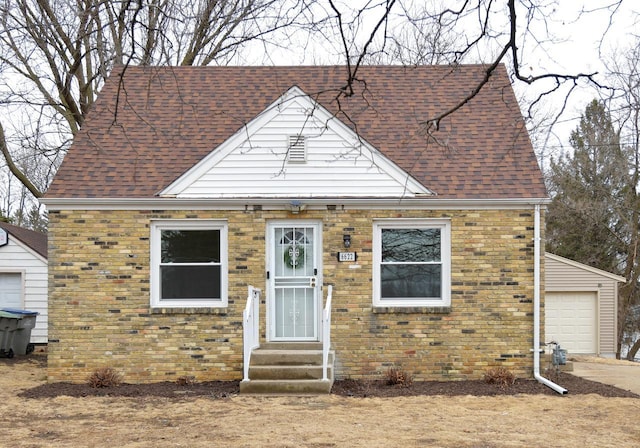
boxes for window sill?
[372,306,451,314]
[151,307,228,315]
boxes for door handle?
[310,277,317,288]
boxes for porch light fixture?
[343,234,351,248]
[289,201,306,214]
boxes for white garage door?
[0,273,22,309]
[545,292,597,354]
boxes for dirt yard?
[2,354,640,447]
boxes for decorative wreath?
[284,244,305,268]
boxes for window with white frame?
[150,220,228,308]
[373,220,451,307]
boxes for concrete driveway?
[570,358,640,395]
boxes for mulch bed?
[331,373,639,398]
[18,374,638,400]
[10,355,637,399]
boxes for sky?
[513,1,639,163]
[254,1,639,163]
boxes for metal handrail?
[242,285,261,382]
[322,285,333,382]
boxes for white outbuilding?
[545,253,625,358]
[0,222,48,344]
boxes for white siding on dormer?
[164,87,431,199]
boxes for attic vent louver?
[287,135,306,163]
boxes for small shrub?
[87,367,122,388]
[483,367,515,389]
[544,365,562,382]
[385,367,413,387]
[176,375,196,386]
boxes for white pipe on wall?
[533,204,568,394]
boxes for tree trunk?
[626,337,640,361]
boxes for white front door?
[268,222,322,341]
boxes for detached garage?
[545,253,625,358]
[0,222,48,344]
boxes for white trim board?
[546,253,626,283]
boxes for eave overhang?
[41,197,551,211]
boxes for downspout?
[533,204,568,394]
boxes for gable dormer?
[160,86,432,199]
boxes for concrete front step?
[250,349,333,366]
[260,342,323,350]
[241,343,335,395]
[249,364,333,380]
[240,378,333,395]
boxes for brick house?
[43,65,554,391]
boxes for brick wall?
[47,207,539,383]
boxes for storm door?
[268,222,321,341]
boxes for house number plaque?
[337,251,357,262]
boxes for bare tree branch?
[0,0,313,220]
[0,0,633,225]
[0,122,43,198]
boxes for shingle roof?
[45,65,547,200]
[0,221,47,259]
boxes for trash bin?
[0,308,38,356]
[0,310,22,358]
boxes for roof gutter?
[41,196,551,211]
[533,203,568,395]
